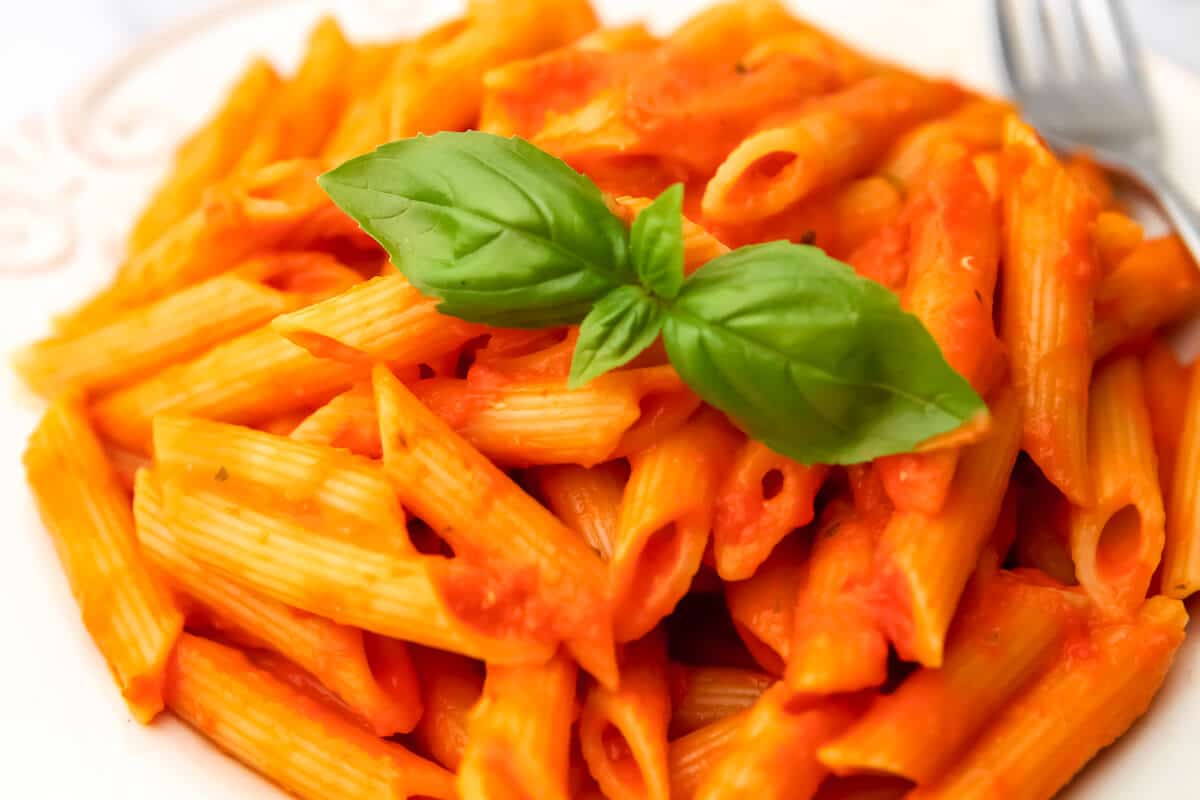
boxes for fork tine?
[995,0,1029,92]
[1033,0,1065,78]
[1103,0,1152,92]
[1067,0,1101,74]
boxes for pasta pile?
[17,1,1200,798]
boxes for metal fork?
[995,0,1200,260]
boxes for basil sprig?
[320,132,985,464]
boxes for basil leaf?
[319,131,632,328]
[630,183,685,300]
[661,242,985,464]
[569,286,664,389]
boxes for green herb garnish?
[319,131,984,464]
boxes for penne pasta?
[668,710,749,800]
[157,476,555,664]
[1001,117,1099,505]
[1092,211,1144,275]
[878,99,1010,189]
[787,497,890,694]
[695,685,858,800]
[93,324,365,454]
[288,382,382,457]
[669,665,773,737]
[908,596,1187,800]
[534,460,627,560]
[166,634,455,800]
[873,385,1022,666]
[712,439,827,581]
[1092,235,1200,359]
[1142,338,1192,488]
[374,365,617,685]
[60,159,366,334]
[610,410,740,642]
[152,415,409,550]
[703,74,963,221]
[725,535,808,677]
[579,633,672,800]
[273,273,482,366]
[457,653,579,800]
[411,647,485,772]
[1163,360,1200,598]
[16,252,356,397]
[134,471,420,736]
[411,366,688,467]
[820,571,1083,784]
[1069,358,1165,615]
[23,396,183,722]
[235,18,355,173]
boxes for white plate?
[1,1,1197,797]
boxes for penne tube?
[411,366,688,467]
[92,323,366,454]
[152,415,409,551]
[1163,360,1200,598]
[411,647,485,772]
[1069,358,1165,615]
[610,410,740,642]
[23,396,183,723]
[322,19,469,161]
[668,710,749,800]
[819,571,1082,784]
[1065,152,1116,209]
[374,365,617,686]
[1092,210,1144,275]
[534,460,627,560]
[712,439,827,581]
[388,0,598,140]
[908,596,1187,800]
[695,685,858,800]
[106,442,150,494]
[16,252,356,397]
[725,535,808,676]
[1142,338,1192,488]
[289,382,382,457]
[457,653,579,800]
[60,160,365,334]
[158,477,555,664]
[579,633,671,800]
[1001,117,1099,504]
[702,74,963,221]
[1092,235,1200,359]
[235,18,354,173]
[273,273,482,365]
[875,156,1003,515]
[669,665,773,737]
[878,100,1010,189]
[872,385,1022,666]
[787,497,889,694]
[166,634,455,800]
[127,59,281,255]
[134,471,420,736]
[831,176,905,256]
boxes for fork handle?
[1133,162,1200,267]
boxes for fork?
[995,0,1200,261]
